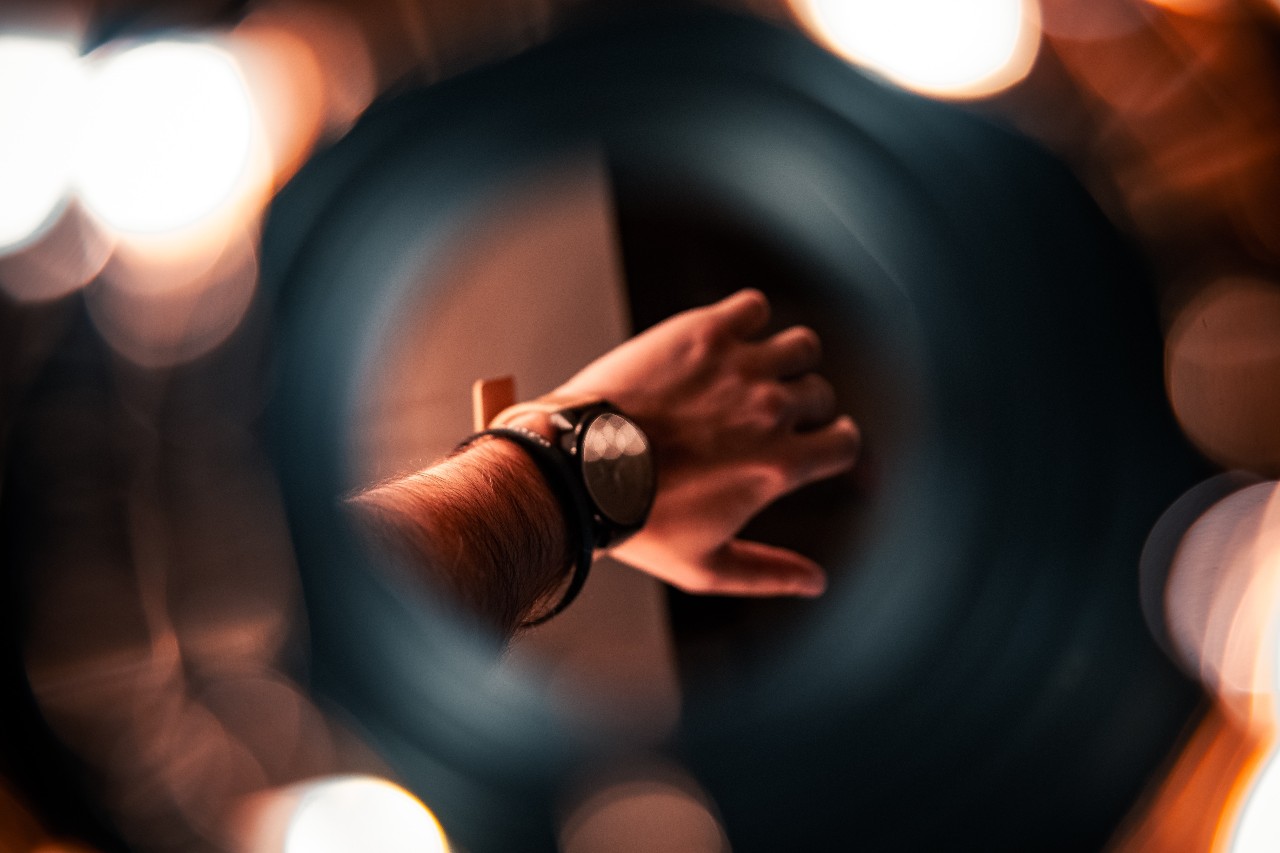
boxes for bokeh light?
[559,761,730,853]
[75,39,266,240]
[1166,278,1280,476]
[1125,474,1280,853]
[0,201,113,302]
[232,1,376,141]
[7,1,1280,851]
[0,36,84,251]
[1163,480,1280,703]
[789,0,1041,99]
[229,17,327,192]
[281,776,449,853]
[1037,0,1152,41]
[1233,749,1280,853]
[85,227,260,368]
[1144,0,1238,19]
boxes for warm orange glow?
[1144,0,1239,19]
[1233,732,1280,845]
[1166,279,1280,475]
[1037,0,1152,41]
[0,778,48,850]
[87,228,260,367]
[1232,741,1280,852]
[1118,475,1280,853]
[234,1,376,138]
[22,407,343,851]
[0,201,113,302]
[229,12,328,190]
[1113,702,1274,853]
[559,760,729,853]
[789,0,1041,99]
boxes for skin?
[352,288,861,636]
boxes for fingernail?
[799,576,827,597]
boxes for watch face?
[580,412,655,527]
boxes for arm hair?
[347,437,573,637]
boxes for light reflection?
[1233,747,1280,853]
[789,0,1041,99]
[240,776,450,853]
[0,36,84,251]
[1119,477,1280,853]
[19,368,354,850]
[233,1,376,139]
[559,759,730,853]
[1037,0,1153,41]
[75,39,268,240]
[1144,0,1238,18]
[86,227,260,368]
[0,778,48,850]
[1165,278,1280,476]
[228,15,328,192]
[0,200,113,302]
[1164,480,1280,704]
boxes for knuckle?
[675,326,717,367]
[751,459,793,498]
[679,571,719,595]
[755,384,790,423]
[807,373,836,404]
[769,460,795,495]
[790,326,821,359]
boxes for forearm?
[347,437,572,637]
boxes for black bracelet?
[456,426,595,626]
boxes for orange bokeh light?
[86,228,260,368]
[1166,278,1280,476]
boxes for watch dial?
[581,412,655,527]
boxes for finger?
[694,539,827,597]
[754,325,822,378]
[784,373,838,429]
[706,288,771,339]
[781,414,861,487]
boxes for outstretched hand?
[505,289,860,598]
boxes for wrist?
[488,391,600,440]
[348,436,573,636]
[493,409,556,442]
[460,428,599,625]
[459,438,577,611]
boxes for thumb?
[699,539,828,598]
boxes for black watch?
[460,400,656,625]
[546,402,656,548]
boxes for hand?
[508,289,860,598]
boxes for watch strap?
[456,426,596,627]
[489,394,606,431]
